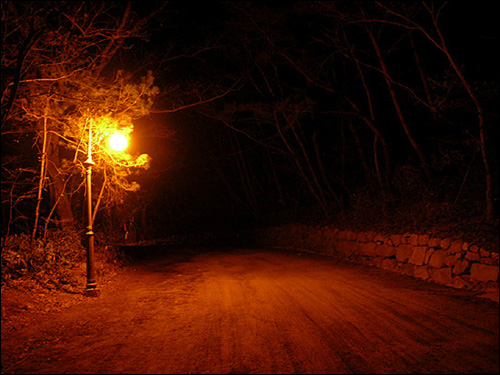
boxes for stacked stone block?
[255,225,499,292]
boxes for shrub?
[1,228,85,284]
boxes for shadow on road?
[118,244,240,264]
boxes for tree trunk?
[351,58,391,191]
[46,133,75,228]
[231,133,259,217]
[312,131,342,209]
[32,116,48,242]
[409,32,439,124]
[275,113,329,216]
[430,15,493,220]
[367,30,431,181]
[266,147,285,206]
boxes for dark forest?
[1,1,498,278]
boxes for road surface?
[2,247,499,374]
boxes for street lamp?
[108,131,129,152]
[83,125,128,296]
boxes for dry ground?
[2,247,499,374]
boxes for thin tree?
[375,1,494,220]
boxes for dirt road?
[2,247,499,374]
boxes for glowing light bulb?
[108,132,128,151]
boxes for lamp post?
[83,125,128,297]
[84,127,98,296]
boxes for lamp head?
[108,132,129,152]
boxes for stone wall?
[253,224,499,294]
